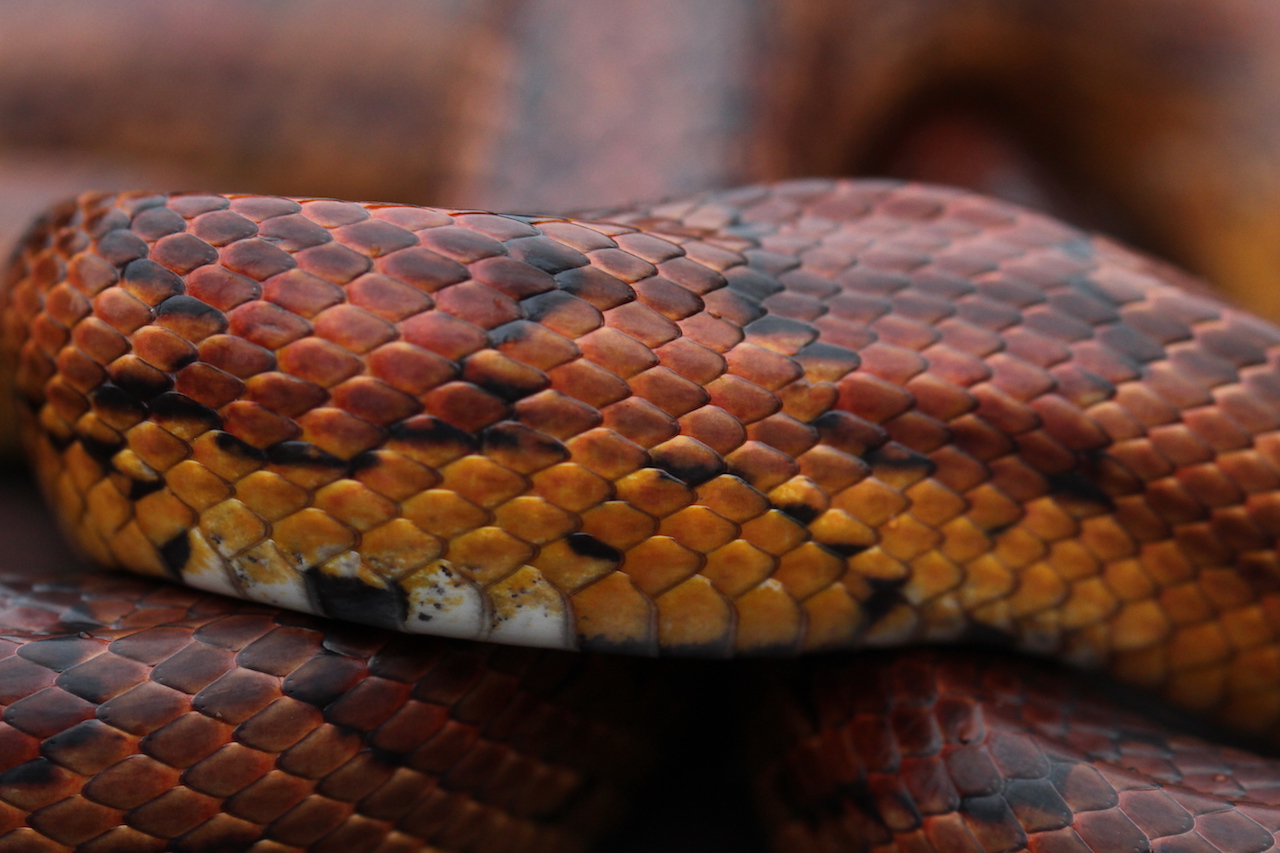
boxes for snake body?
[4,179,1280,850]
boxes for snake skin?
[760,652,1280,853]
[5,179,1280,851]
[0,568,649,852]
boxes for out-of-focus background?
[2,1,1280,849]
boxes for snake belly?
[5,179,1280,851]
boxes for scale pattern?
[6,178,1280,741]
[760,652,1280,853]
[0,570,645,852]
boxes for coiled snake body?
[3,179,1280,851]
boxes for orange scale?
[276,337,363,389]
[601,397,679,448]
[614,467,695,519]
[563,429,647,481]
[165,460,232,513]
[527,291,608,340]
[233,471,310,523]
[724,441,799,493]
[44,282,92,328]
[434,281,521,330]
[577,327,657,379]
[588,247,657,284]
[536,221,616,253]
[256,213,332,253]
[678,311,743,353]
[776,380,838,425]
[244,372,327,420]
[529,463,611,514]
[1216,449,1280,494]
[679,405,747,456]
[1174,463,1245,509]
[131,326,197,374]
[294,242,373,285]
[312,304,397,355]
[630,366,709,418]
[1144,363,1217,412]
[658,505,738,553]
[578,502,655,555]
[226,301,311,352]
[706,374,780,425]
[221,400,301,449]
[695,475,768,525]
[491,496,576,546]
[760,289,826,324]
[299,199,369,228]
[981,456,1048,505]
[703,287,768,329]
[29,314,69,360]
[491,320,579,372]
[93,287,153,336]
[660,338,732,384]
[53,347,104,392]
[773,541,845,600]
[358,520,442,578]
[445,527,533,587]
[739,509,808,557]
[481,423,568,476]
[513,389,604,440]
[461,349,549,402]
[1215,384,1280,434]
[351,451,438,503]
[469,256,558,301]
[439,456,526,510]
[220,239,296,283]
[296,408,385,460]
[623,537,702,597]
[1208,506,1269,553]
[1149,419,1220,469]
[66,252,120,297]
[733,581,803,653]
[633,276,703,322]
[200,499,269,559]
[262,269,345,318]
[605,301,681,349]
[572,573,655,652]
[188,432,264,484]
[960,483,1023,532]
[655,577,733,652]
[186,208,254,245]
[332,218,419,258]
[725,343,804,391]
[453,212,539,242]
[614,232,684,264]
[134,489,198,548]
[198,334,274,380]
[881,411,948,455]
[123,421,189,473]
[421,382,508,433]
[971,382,1041,438]
[401,490,488,540]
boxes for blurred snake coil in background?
[4,1,1280,852]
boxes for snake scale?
[3,178,1280,851]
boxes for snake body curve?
[4,179,1280,851]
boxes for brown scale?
[6,181,1280,740]
[756,651,1280,853]
[0,569,650,853]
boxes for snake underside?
[4,179,1280,851]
